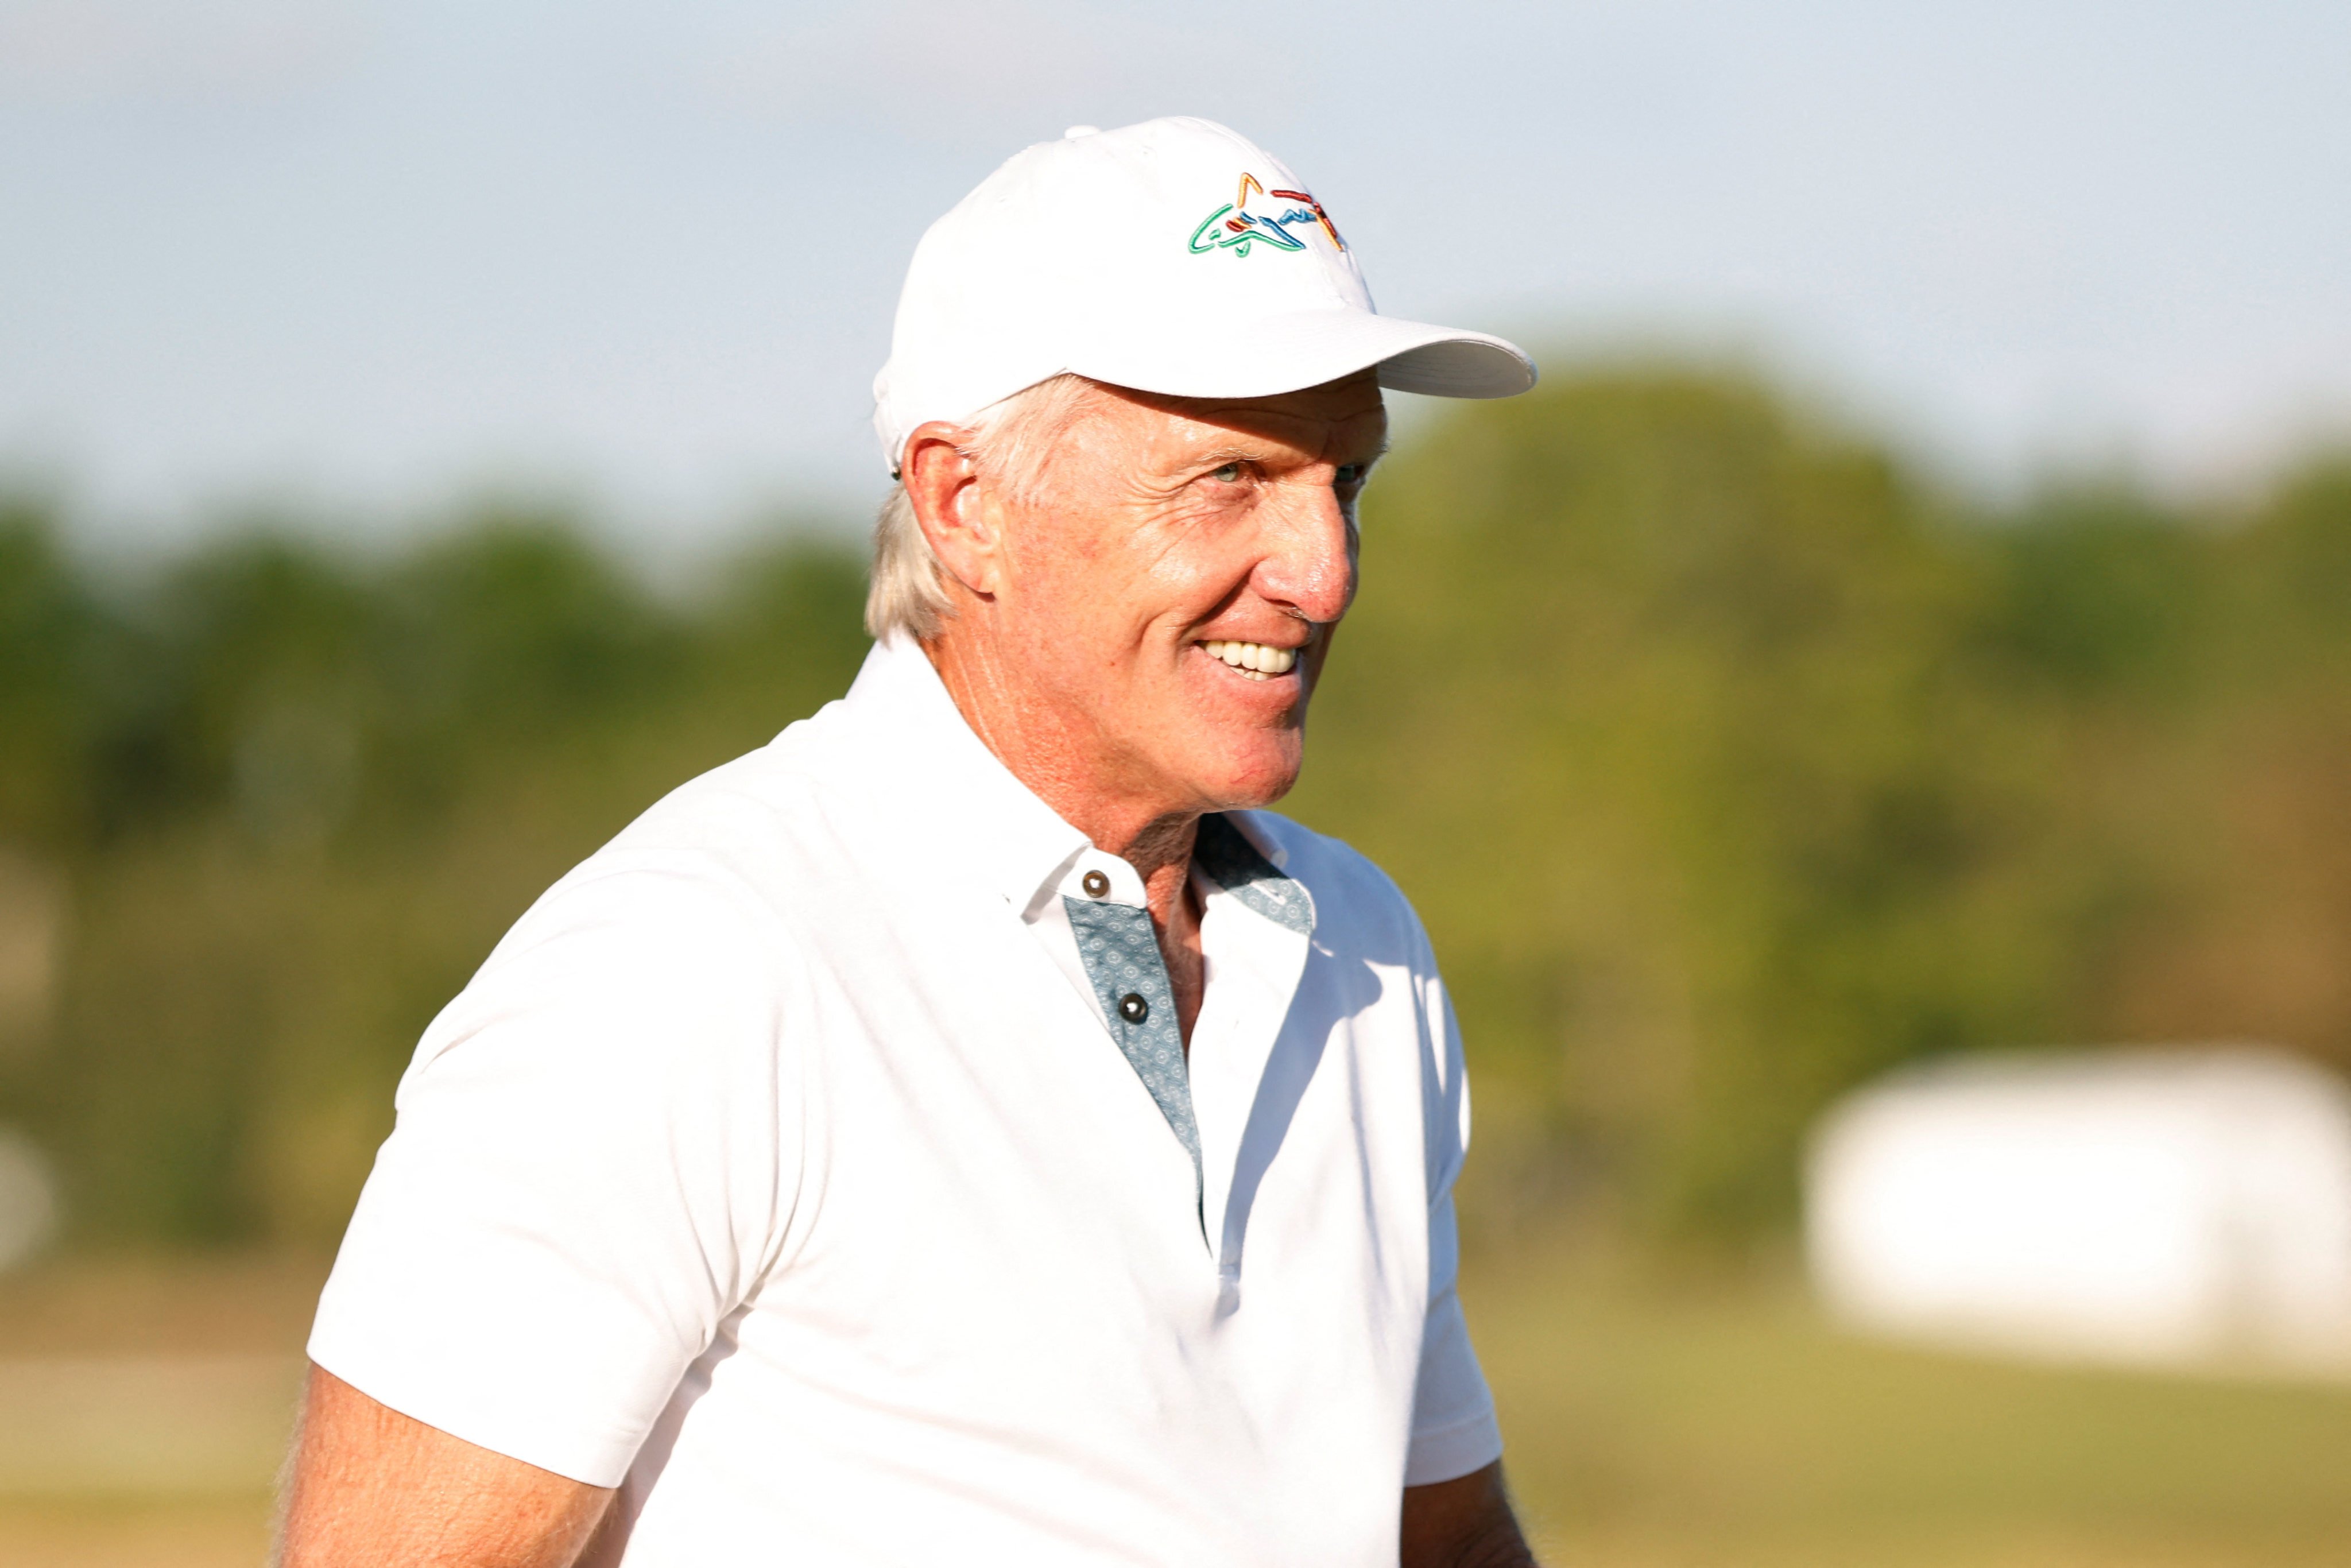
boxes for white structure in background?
[0,1129,57,1273]
[1806,1048,2351,1377]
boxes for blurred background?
[6,1,2351,1563]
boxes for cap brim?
[1071,308,1535,404]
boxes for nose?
[1250,473,1358,628]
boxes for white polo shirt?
[309,635,1500,1566]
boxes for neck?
[921,625,1211,1047]
[921,629,1201,922]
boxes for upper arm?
[277,1364,614,1568]
[1400,1461,1539,1568]
[306,865,800,1485]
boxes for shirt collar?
[840,635,1093,917]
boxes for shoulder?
[497,700,871,953]
[590,703,852,873]
[411,853,795,1093]
[417,723,865,1078]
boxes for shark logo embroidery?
[1188,173,1347,257]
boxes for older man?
[280,117,1538,1566]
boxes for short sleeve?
[1404,935,1504,1486]
[1405,1193,1502,1485]
[307,862,799,1486]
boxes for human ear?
[903,423,1004,598]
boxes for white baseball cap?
[872,116,1535,475]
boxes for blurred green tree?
[4,375,2351,1252]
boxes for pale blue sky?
[4,0,2348,548]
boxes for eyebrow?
[1193,436,1392,468]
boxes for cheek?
[1002,518,1122,630]
[1143,508,1264,610]
[1058,525,1239,645]
[1004,536,1173,686]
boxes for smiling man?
[280,117,1537,1567]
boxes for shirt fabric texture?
[308,634,1501,1566]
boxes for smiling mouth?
[1200,638,1300,680]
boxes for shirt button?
[1081,869,1111,898]
[1118,993,1149,1023]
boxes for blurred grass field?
[0,1255,315,1566]
[1479,1238,2351,1566]
[1,1238,2346,1565]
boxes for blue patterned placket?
[1062,815,1314,1220]
[1064,889,1199,1211]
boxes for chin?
[1188,738,1305,812]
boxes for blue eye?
[1211,463,1243,482]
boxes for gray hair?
[865,374,1104,642]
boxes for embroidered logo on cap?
[1187,173,1346,257]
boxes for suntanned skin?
[904,372,1378,1046]
[276,1368,615,1567]
[276,374,1537,1567]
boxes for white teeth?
[1202,639,1297,680]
